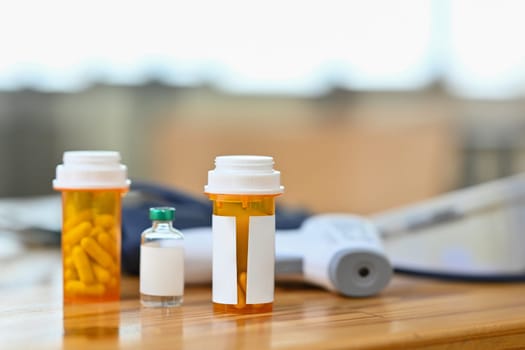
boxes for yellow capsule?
[63,221,92,246]
[235,284,246,309]
[63,210,92,231]
[234,272,247,309]
[90,226,105,237]
[63,244,72,257]
[92,263,111,284]
[65,280,106,296]
[239,272,247,292]
[64,268,78,281]
[95,214,116,230]
[97,232,117,259]
[107,226,119,240]
[64,257,74,269]
[72,246,95,284]
[81,237,114,270]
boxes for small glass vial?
[140,207,184,307]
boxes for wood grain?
[1,253,525,349]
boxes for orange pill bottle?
[205,156,283,313]
[53,151,130,304]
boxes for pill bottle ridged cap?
[53,151,131,190]
[205,155,284,195]
[149,207,175,221]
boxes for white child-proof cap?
[205,155,284,195]
[53,151,131,190]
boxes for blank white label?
[212,215,237,304]
[140,244,184,296]
[212,215,275,305]
[247,216,275,304]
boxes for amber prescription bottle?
[205,155,283,313]
[53,151,130,304]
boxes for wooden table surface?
[1,250,525,349]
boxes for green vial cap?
[149,207,175,221]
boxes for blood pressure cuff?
[121,181,310,274]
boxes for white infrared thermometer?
[183,214,392,297]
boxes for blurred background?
[1,0,525,214]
